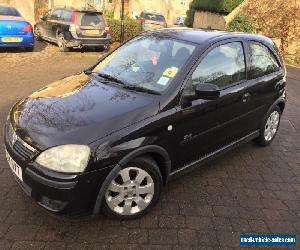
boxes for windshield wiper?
[84,70,125,85]
[123,85,161,95]
[97,73,126,85]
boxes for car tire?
[255,106,282,146]
[57,33,69,52]
[102,156,162,219]
[34,26,42,41]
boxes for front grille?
[13,140,37,160]
[6,121,38,160]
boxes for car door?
[47,9,62,40]
[241,40,284,132]
[169,40,255,170]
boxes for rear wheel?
[57,33,69,52]
[255,106,281,146]
[103,156,162,219]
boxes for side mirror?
[195,83,220,100]
[40,15,46,21]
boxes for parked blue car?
[0,4,34,51]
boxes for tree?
[242,0,300,54]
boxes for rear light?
[71,11,78,24]
[104,26,110,33]
[22,24,33,32]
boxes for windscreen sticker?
[157,76,170,86]
[132,65,140,72]
[163,67,178,78]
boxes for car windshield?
[0,6,21,16]
[93,36,196,93]
[144,13,165,22]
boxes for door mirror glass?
[195,83,220,100]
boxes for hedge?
[107,17,141,43]
[191,0,243,15]
[226,13,256,33]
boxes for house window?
[180,0,186,5]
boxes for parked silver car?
[138,11,167,31]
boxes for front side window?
[191,42,246,89]
[249,42,280,79]
[93,36,195,93]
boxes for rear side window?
[0,6,21,16]
[143,13,166,22]
[61,10,72,22]
[76,12,104,27]
[249,42,280,79]
[191,42,246,89]
[51,9,62,20]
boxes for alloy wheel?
[105,167,155,215]
[264,110,280,141]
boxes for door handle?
[242,93,251,103]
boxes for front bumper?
[0,32,34,48]
[3,123,112,217]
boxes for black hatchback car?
[34,7,111,52]
[4,29,286,219]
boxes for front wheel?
[255,106,281,146]
[103,156,162,219]
[34,26,42,41]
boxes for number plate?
[85,30,100,35]
[5,149,23,181]
[1,37,23,43]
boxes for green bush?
[191,0,243,14]
[107,17,141,43]
[227,13,256,33]
[185,3,195,27]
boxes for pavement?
[0,42,299,250]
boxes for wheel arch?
[118,145,171,186]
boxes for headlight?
[35,145,91,173]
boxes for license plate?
[85,30,100,35]
[1,37,23,43]
[5,149,23,181]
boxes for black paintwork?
[4,29,286,216]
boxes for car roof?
[144,28,274,46]
[0,3,14,7]
[52,6,102,14]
